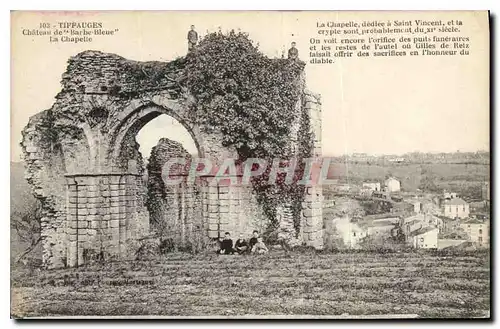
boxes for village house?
[443,191,458,199]
[404,213,443,231]
[403,195,437,215]
[388,157,406,163]
[460,219,489,248]
[442,197,470,219]
[373,191,390,200]
[425,213,444,231]
[361,219,397,241]
[407,226,438,249]
[363,181,381,191]
[402,216,425,236]
[334,184,352,193]
[385,177,401,192]
[410,201,421,213]
[439,216,466,236]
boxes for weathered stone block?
[219,193,230,200]
[78,221,88,229]
[302,208,322,218]
[110,176,121,185]
[219,205,229,213]
[87,190,99,198]
[207,230,219,238]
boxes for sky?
[11,11,489,161]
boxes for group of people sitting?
[217,230,269,255]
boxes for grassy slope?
[12,250,490,318]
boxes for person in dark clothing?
[288,42,298,60]
[218,232,234,255]
[187,25,198,52]
[248,230,259,251]
[234,234,249,254]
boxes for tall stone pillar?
[301,186,324,249]
[301,91,324,249]
[64,172,143,267]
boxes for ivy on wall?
[185,31,312,239]
[185,31,305,159]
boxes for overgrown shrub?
[185,31,311,236]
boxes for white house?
[408,226,438,249]
[442,197,470,219]
[385,177,401,192]
[410,201,421,213]
[460,219,489,248]
[363,182,381,192]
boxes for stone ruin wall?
[21,50,323,268]
[147,138,269,248]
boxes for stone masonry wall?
[21,50,322,267]
[204,184,268,239]
[65,173,147,267]
[147,138,203,249]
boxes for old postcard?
[10,11,490,319]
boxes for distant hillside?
[325,161,489,200]
[11,162,37,213]
[11,161,40,263]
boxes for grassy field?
[11,250,490,319]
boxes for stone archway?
[21,50,324,268]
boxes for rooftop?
[360,219,396,228]
[461,219,489,225]
[409,226,438,237]
[443,198,468,205]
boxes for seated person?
[248,230,259,251]
[218,232,235,255]
[251,237,269,254]
[234,234,248,254]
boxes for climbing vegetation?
[185,31,312,238]
[185,31,305,159]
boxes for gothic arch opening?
[112,107,205,251]
[108,103,204,173]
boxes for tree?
[185,31,305,159]
[11,200,42,264]
[185,31,309,237]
